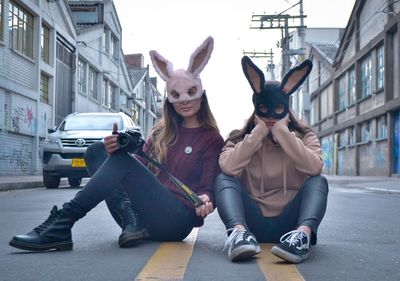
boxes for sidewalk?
[0,175,68,191]
[1,174,399,192]
[324,174,400,193]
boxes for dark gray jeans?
[214,173,329,245]
[63,142,195,241]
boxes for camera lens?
[117,134,129,148]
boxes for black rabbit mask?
[241,56,313,119]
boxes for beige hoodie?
[219,118,323,217]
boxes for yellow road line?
[135,228,199,281]
[257,244,306,281]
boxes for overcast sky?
[113,0,356,137]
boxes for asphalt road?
[1,182,399,281]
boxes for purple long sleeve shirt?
[142,126,224,225]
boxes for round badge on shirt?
[184,146,192,154]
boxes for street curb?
[0,179,69,192]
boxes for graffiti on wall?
[0,93,53,135]
[4,94,37,135]
[358,141,389,176]
[11,105,36,134]
[374,142,389,168]
[338,148,356,175]
[321,136,334,174]
[0,141,32,173]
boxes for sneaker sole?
[230,244,261,262]
[270,245,308,264]
[9,239,73,252]
[119,229,149,248]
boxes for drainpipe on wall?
[144,65,151,139]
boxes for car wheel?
[43,171,61,189]
[68,177,82,188]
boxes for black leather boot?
[108,192,149,247]
[9,206,77,251]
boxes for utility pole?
[298,0,306,61]
[243,49,275,80]
[250,0,306,78]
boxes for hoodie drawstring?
[283,154,287,196]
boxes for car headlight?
[44,137,60,145]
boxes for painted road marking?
[257,244,306,281]
[135,228,199,281]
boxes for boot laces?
[33,206,59,233]
[121,198,137,227]
[125,207,137,226]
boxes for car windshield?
[61,115,123,131]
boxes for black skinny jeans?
[63,142,195,241]
[214,173,329,245]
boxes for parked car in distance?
[42,112,138,189]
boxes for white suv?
[42,112,138,189]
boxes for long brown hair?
[226,110,314,144]
[149,93,219,163]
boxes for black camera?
[116,128,145,153]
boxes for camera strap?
[139,152,204,208]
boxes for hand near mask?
[270,114,290,143]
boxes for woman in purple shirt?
[9,36,224,252]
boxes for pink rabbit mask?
[149,36,214,103]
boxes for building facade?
[0,0,160,176]
[288,28,344,124]
[68,0,134,119]
[309,0,400,177]
[0,0,77,176]
[125,53,162,139]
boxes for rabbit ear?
[241,56,265,94]
[187,36,214,76]
[149,50,174,82]
[280,60,313,95]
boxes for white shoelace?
[223,228,246,252]
[279,230,310,248]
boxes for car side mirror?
[48,126,57,134]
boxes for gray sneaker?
[271,230,310,263]
[223,228,261,262]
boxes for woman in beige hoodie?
[215,56,328,264]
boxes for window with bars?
[338,130,346,148]
[377,115,387,140]
[120,92,127,107]
[78,59,87,93]
[360,121,371,143]
[40,74,49,104]
[376,45,384,90]
[338,76,346,111]
[111,34,118,59]
[56,41,73,66]
[360,56,372,99]
[109,84,116,110]
[102,28,109,54]
[8,1,34,58]
[348,67,356,105]
[88,67,97,100]
[348,126,355,146]
[41,24,50,63]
